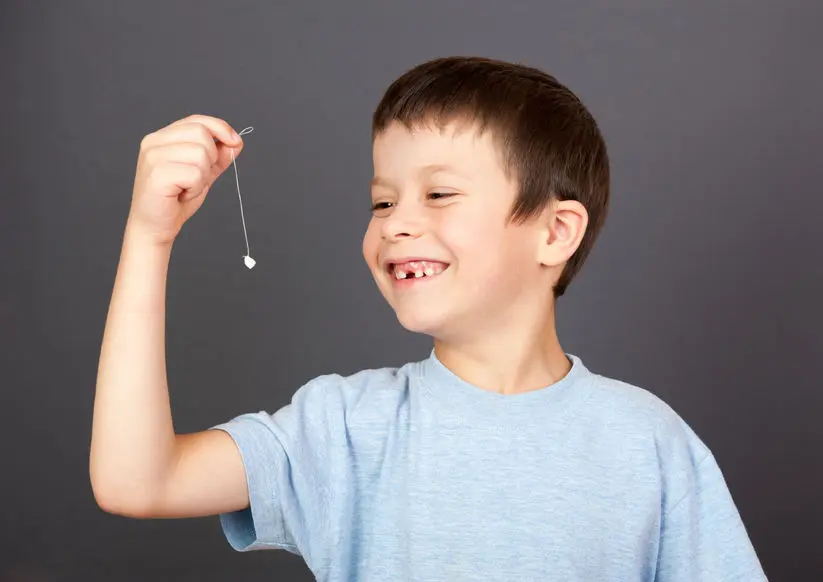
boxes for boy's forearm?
[90,225,178,514]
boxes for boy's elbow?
[93,486,158,518]
[90,470,158,518]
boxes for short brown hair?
[372,56,610,298]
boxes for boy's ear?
[537,199,588,267]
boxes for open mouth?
[387,260,450,280]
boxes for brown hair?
[372,56,610,298]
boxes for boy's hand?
[126,114,244,246]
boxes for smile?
[388,260,449,281]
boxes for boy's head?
[363,56,609,341]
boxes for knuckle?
[196,124,212,143]
[143,146,158,165]
[198,143,214,165]
[144,166,161,188]
[148,163,165,179]
[191,163,206,181]
[139,132,154,150]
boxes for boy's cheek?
[361,228,381,265]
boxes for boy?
[91,56,768,580]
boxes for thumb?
[216,142,243,174]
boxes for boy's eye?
[370,193,455,214]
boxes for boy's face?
[363,120,549,340]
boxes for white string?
[230,126,255,269]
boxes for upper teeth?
[392,261,446,279]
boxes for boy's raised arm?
[90,115,249,518]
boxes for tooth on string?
[230,126,255,269]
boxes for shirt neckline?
[416,348,594,427]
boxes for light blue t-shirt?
[211,351,767,581]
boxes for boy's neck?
[432,305,571,396]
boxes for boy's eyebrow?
[370,164,468,189]
[419,163,462,177]
[370,175,393,189]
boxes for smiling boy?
[365,112,580,389]
[91,56,767,580]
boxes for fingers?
[148,162,209,199]
[142,124,220,164]
[141,115,245,157]
[171,114,243,147]
[136,114,247,204]
[144,141,219,170]
[141,114,248,179]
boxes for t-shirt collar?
[417,348,594,423]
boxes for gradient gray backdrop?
[2,1,821,580]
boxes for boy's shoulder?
[584,368,712,465]
[289,359,416,422]
[587,369,690,424]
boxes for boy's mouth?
[387,260,450,280]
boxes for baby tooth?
[415,270,424,278]
[397,271,407,279]
[424,267,435,276]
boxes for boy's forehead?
[372,120,502,176]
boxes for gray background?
[2,1,821,580]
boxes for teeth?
[391,260,447,280]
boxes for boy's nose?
[381,203,425,240]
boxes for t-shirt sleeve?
[655,450,768,581]
[208,374,351,558]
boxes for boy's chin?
[392,304,473,341]
[393,310,450,337]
